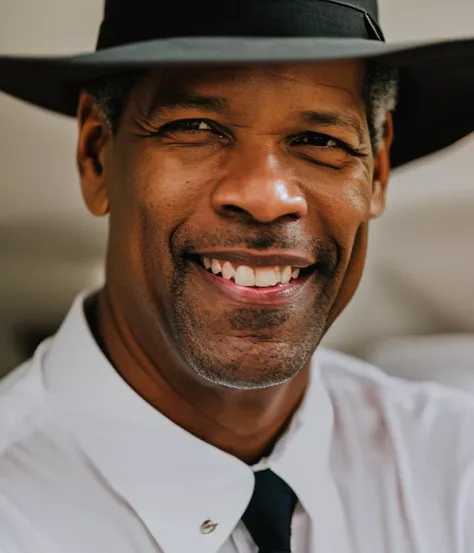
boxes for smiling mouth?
[194,254,316,287]
[185,253,318,307]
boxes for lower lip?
[190,261,314,305]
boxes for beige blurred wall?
[0,0,473,374]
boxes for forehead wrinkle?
[145,87,230,121]
[248,67,364,98]
[145,63,364,104]
[219,67,367,133]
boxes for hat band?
[96,0,385,50]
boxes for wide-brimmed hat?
[1,0,474,168]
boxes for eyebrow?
[146,89,230,121]
[302,111,366,144]
[145,88,366,143]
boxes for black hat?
[1,0,473,168]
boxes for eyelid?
[289,131,364,157]
[289,130,346,145]
[158,117,231,138]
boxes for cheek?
[111,145,220,288]
[306,165,372,250]
[130,145,223,220]
[309,168,372,329]
[107,147,172,291]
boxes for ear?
[370,112,394,219]
[76,92,113,216]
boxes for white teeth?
[221,261,235,280]
[201,257,304,286]
[234,265,256,286]
[280,265,292,284]
[211,259,222,275]
[255,267,279,287]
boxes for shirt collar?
[41,290,334,553]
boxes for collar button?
[200,519,219,534]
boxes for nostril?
[283,213,300,222]
[221,204,248,215]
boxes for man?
[0,0,474,551]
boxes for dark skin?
[77,61,393,463]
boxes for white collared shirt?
[1,291,474,553]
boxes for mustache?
[174,229,340,276]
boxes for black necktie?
[241,469,298,553]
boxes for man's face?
[78,61,391,389]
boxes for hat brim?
[1,36,474,168]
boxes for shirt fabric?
[1,291,474,553]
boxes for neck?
[88,287,311,464]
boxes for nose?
[211,152,308,223]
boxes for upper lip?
[193,249,315,268]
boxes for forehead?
[136,60,366,113]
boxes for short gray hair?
[365,62,399,150]
[84,63,398,152]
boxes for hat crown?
[103,0,380,20]
[103,0,379,18]
[98,0,384,50]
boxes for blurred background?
[0,0,473,386]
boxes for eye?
[290,132,344,149]
[169,119,212,132]
[157,118,225,136]
[288,131,365,164]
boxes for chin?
[192,362,301,390]
[177,331,318,390]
